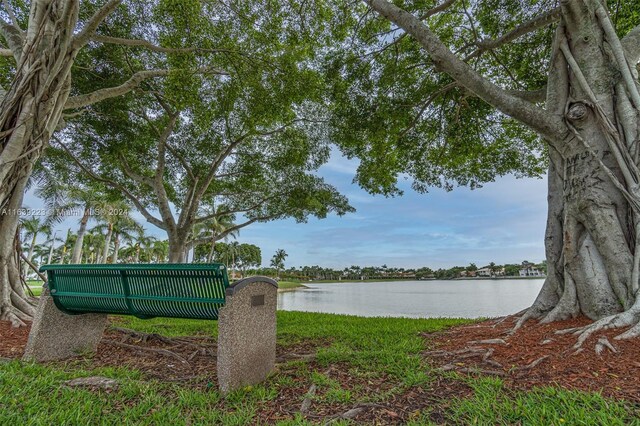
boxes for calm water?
[277,279,545,318]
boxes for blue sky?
[241,151,548,269]
[24,150,548,269]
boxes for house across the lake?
[519,261,544,277]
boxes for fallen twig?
[468,338,507,345]
[102,340,189,364]
[300,384,317,414]
[514,355,550,372]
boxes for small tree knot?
[566,102,589,122]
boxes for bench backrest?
[40,264,229,320]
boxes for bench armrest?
[225,276,278,296]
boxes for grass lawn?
[277,280,306,290]
[1,312,638,424]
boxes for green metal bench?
[25,263,278,393]
[39,264,230,320]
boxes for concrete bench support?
[23,288,108,362]
[217,277,278,393]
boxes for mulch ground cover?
[424,315,640,404]
[2,315,640,424]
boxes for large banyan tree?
[330,0,640,344]
[0,0,320,326]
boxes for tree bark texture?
[0,0,80,324]
[519,0,640,340]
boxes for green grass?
[277,281,305,290]
[30,286,44,296]
[444,377,640,425]
[121,311,466,380]
[303,278,416,284]
[2,312,638,425]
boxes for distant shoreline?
[302,276,545,284]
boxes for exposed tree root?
[300,384,317,414]
[595,337,617,355]
[111,326,180,346]
[468,338,507,345]
[322,403,384,424]
[102,340,190,365]
[556,308,640,349]
[514,355,549,372]
[424,347,485,357]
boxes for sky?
[23,149,548,270]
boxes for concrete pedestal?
[217,277,278,393]
[23,289,108,362]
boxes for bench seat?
[41,264,229,320]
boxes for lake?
[277,279,545,319]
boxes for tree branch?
[365,0,567,143]
[165,141,195,180]
[464,7,560,61]
[52,137,166,230]
[64,70,170,110]
[65,67,227,110]
[508,87,547,103]
[2,0,21,32]
[0,19,22,60]
[72,0,122,49]
[621,24,640,66]
[119,154,154,187]
[193,194,281,225]
[91,34,229,54]
[422,0,457,19]
[190,215,279,245]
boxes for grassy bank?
[302,278,417,284]
[277,280,306,290]
[2,312,638,424]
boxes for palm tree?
[58,229,76,264]
[34,178,114,264]
[270,249,288,279]
[82,230,105,264]
[188,215,239,263]
[90,200,129,263]
[149,240,169,263]
[43,229,64,265]
[112,218,143,264]
[132,229,156,263]
[20,217,50,275]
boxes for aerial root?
[615,324,640,339]
[0,304,30,327]
[554,309,640,350]
[509,307,546,335]
[595,337,617,355]
[515,355,549,372]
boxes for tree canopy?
[326,0,638,195]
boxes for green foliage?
[326,1,640,196]
[195,241,262,272]
[270,249,288,274]
[49,1,354,244]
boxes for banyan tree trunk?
[522,0,640,341]
[0,1,79,325]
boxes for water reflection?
[277,279,545,318]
